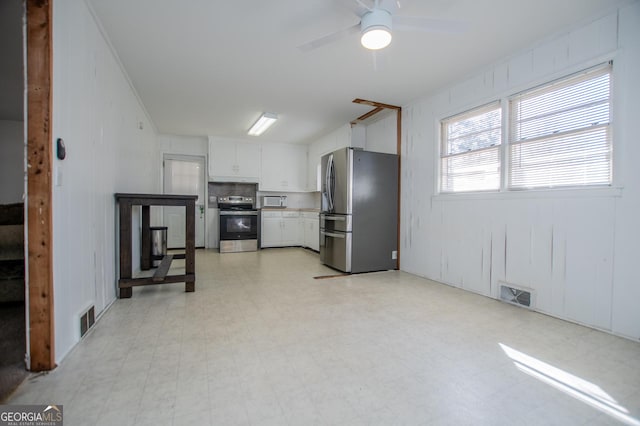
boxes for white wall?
[52,0,159,362]
[401,3,640,340]
[158,133,207,157]
[0,120,24,204]
[365,112,397,154]
[306,124,360,191]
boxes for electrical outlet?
[392,250,397,260]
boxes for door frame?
[161,153,207,248]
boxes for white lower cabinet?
[261,214,282,247]
[261,210,319,250]
[261,210,301,248]
[302,211,319,251]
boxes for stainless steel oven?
[218,196,258,253]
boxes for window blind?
[440,103,501,192]
[508,64,612,189]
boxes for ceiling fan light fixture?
[361,27,392,50]
[360,9,393,50]
[248,112,278,136]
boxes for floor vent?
[79,306,95,338]
[500,284,532,308]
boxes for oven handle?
[321,231,345,239]
[220,210,258,216]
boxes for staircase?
[0,203,28,402]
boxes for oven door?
[219,211,258,240]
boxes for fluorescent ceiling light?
[248,112,278,136]
[360,9,392,50]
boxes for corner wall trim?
[26,0,56,371]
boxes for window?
[440,103,502,193]
[509,64,612,189]
[438,63,612,194]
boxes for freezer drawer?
[320,213,352,233]
[320,230,352,273]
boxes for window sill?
[433,186,623,201]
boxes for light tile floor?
[7,248,640,425]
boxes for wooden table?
[115,193,197,298]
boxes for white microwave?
[263,196,287,208]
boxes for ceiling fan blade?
[297,23,360,52]
[376,0,400,14]
[393,15,468,34]
[353,0,372,14]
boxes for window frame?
[439,101,503,194]
[507,63,613,191]
[437,62,614,196]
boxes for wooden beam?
[26,0,55,371]
[118,274,196,288]
[184,201,195,292]
[396,108,402,270]
[351,107,385,125]
[118,201,133,298]
[352,98,401,110]
[152,255,174,282]
[140,206,151,270]
[351,98,402,125]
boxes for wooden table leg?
[185,201,195,292]
[119,201,133,298]
[140,205,151,270]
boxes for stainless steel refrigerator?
[320,147,398,273]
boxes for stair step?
[0,225,24,261]
[0,203,23,226]
[0,205,25,303]
[0,260,24,281]
[0,279,24,303]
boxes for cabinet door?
[303,217,319,251]
[259,143,284,190]
[309,217,319,251]
[281,217,300,246]
[209,138,237,178]
[288,144,308,191]
[236,142,261,181]
[261,216,282,247]
[260,143,306,191]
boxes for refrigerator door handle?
[321,231,345,239]
[326,153,334,211]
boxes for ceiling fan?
[297,0,466,52]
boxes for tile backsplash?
[257,191,320,209]
[207,182,320,209]
[207,182,257,206]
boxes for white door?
[163,155,206,248]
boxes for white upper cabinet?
[260,142,307,192]
[208,137,261,182]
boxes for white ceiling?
[86,1,628,144]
